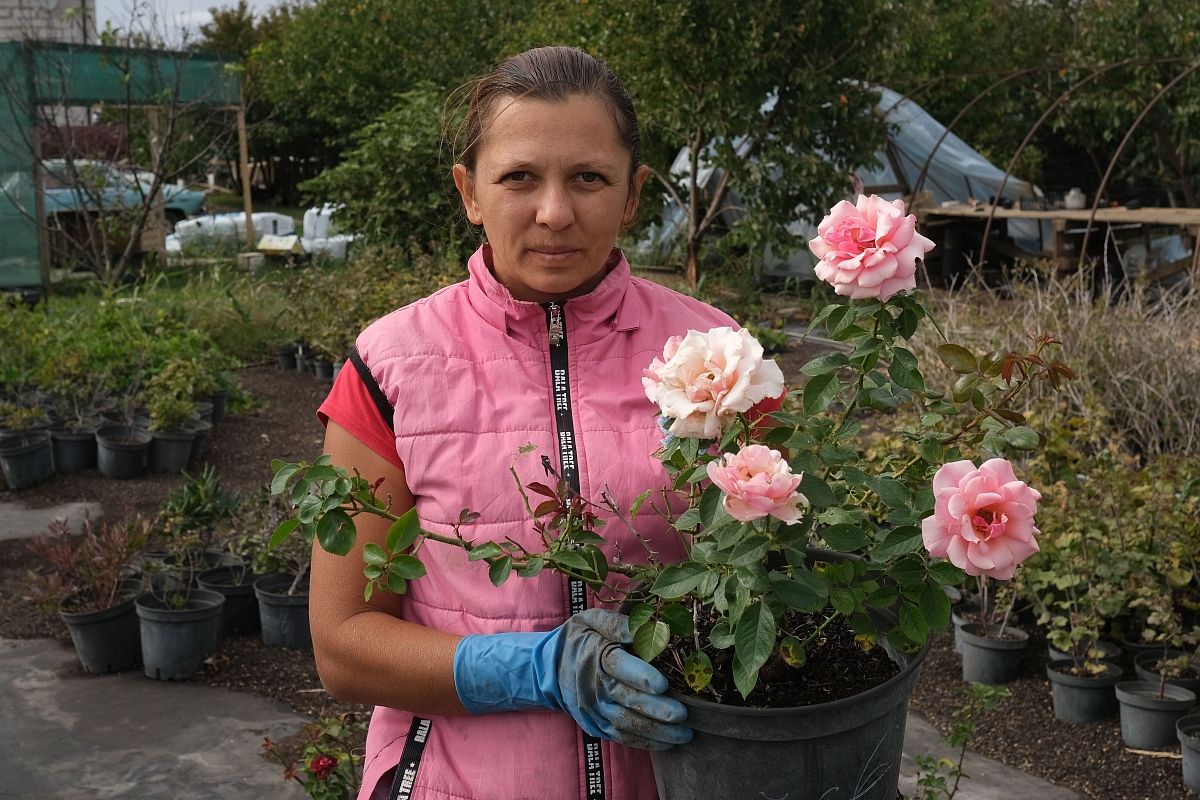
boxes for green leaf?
[385,509,421,553]
[683,650,713,692]
[799,353,849,377]
[633,618,671,663]
[660,602,694,637]
[779,635,807,667]
[316,509,355,555]
[389,554,426,580]
[937,344,978,374]
[899,600,928,643]
[798,473,837,508]
[629,490,652,519]
[627,602,655,634]
[808,302,843,332]
[865,476,913,509]
[549,550,590,573]
[929,562,967,585]
[467,541,504,561]
[517,556,544,578]
[386,573,407,594]
[874,525,923,558]
[304,464,340,482]
[708,620,735,649]
[674,507,702,531]
[729,534,770,566]
[1002,426,1040,450]
[769,572,826,611]
[920,582,952,632]
[803,373,842,415]
[269,518,300,550]
[889,347,925,392]
[652,564,706,598]
[733,601,776,698]
[830,588,857,615]
[698,484,723,529]
[820,523,870,552]
[363,543,388,565]
[488,556,513,586]
[270,463,301,496]
[952,373,980,402]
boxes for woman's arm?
[309,420,468,715]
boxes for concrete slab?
[0,637,307,800]
[900,713,1082,799]
[0,501,103,541]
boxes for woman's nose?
[535,185,575,230]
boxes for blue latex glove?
[452,609,692,751]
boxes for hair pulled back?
[454,46,641,180]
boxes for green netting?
[0,41,239,291]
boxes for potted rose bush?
[271,196,1067,799]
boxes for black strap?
[546,301,606,800]
[349,346,395,433]
[388,716,432,800]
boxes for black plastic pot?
[96,426,152,479]
[193,401,214,424]
[1134,650,1200,694]
[959,623,1029,685]
[276,345,297,371]
[313,359,334,380]
[198,566,260,636]
[150,429,195,473]
[184,418,212,465]
[59,594,140,674]
[0,430,54,489]
[1119,637,1165,672]
[1046,661,1123,723]
[209,389,228,424]
[1047,639,1122,666]
[135,590,225,680]
[51,425,99,473]
[650,628,930,800]
[1115,680,1198,749]
[1178,715,1200,794]
[254,573,311,650]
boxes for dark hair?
[453,46,641,181]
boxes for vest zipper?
[545,300,605,800]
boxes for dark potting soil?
[657,609,899,708]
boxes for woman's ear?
[623,164,650,225]
[452,164,483,225]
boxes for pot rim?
[1045,660,1123,685]
[1114,680,1197,709]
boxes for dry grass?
[910,268,1200,456]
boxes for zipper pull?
[548,302,564,345]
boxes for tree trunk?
[686,238,699,291]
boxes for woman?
[314,46,746,800]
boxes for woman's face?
[453,95,649,303]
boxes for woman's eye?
[578,172,603,184]
[502,171,531,183]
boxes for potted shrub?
[25,515,150,673]
[143,361,199,473]
[38,342,107,473]
[0,402,55,488]
[252,489,314,650]
[271,197,1070,798]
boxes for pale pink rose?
[807,194,935,301]
[643,327,785,439]
[921,458,1041,581]
[705,444,807,523]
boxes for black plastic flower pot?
[96,426,151,479]
[184,418,212,465]
[254,573,311,650]
[1047,639,1122,666]
[135,590,225,681]
[959,623,1029,685]
[1115,680,1198,749]
[59,594,141,674]
[198,566,260,637]
[649,628,930,800]
[192,401,214,424]
[1134,650,1200,694]
[1178,715,1200,794]
[276,345,297,371]
[150,429,195,473]
[209,389,228,424]
[50,426,99,473]
[1045,661,1123,723]
[950,602,979,654]
[0,430,54,489]
[313,359,334,380]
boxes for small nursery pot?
[96,426,152,479]
[197,566,260,637]
[1045,661,1123,723]
[959,623,1029,685]
[135,590,225,681]
[254,573,311,650]
[1115,680,1198,750]
[276,345,297,371]
[59,593,141,674]
[50,425,99,473]
[183,418,212,465]
[149,429,195,473]
[313,359,334,380]
[1134,650,1200,694]
[0,430,54,489]
[1178,715,1200,794]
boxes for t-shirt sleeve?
[317,361,403,470]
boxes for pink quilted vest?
[354,245,735,800]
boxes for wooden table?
[918,202,1200,281]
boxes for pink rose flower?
[807,194,935,301]
[921,458,1041,581]
[706,444,807,523]
[643,327,785,439]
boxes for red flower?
[310,755,338,780]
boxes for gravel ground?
[1,351,1192,799]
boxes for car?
[40,159,207,225]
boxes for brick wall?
[0,0,96,44]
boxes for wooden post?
[236,101,255,250]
